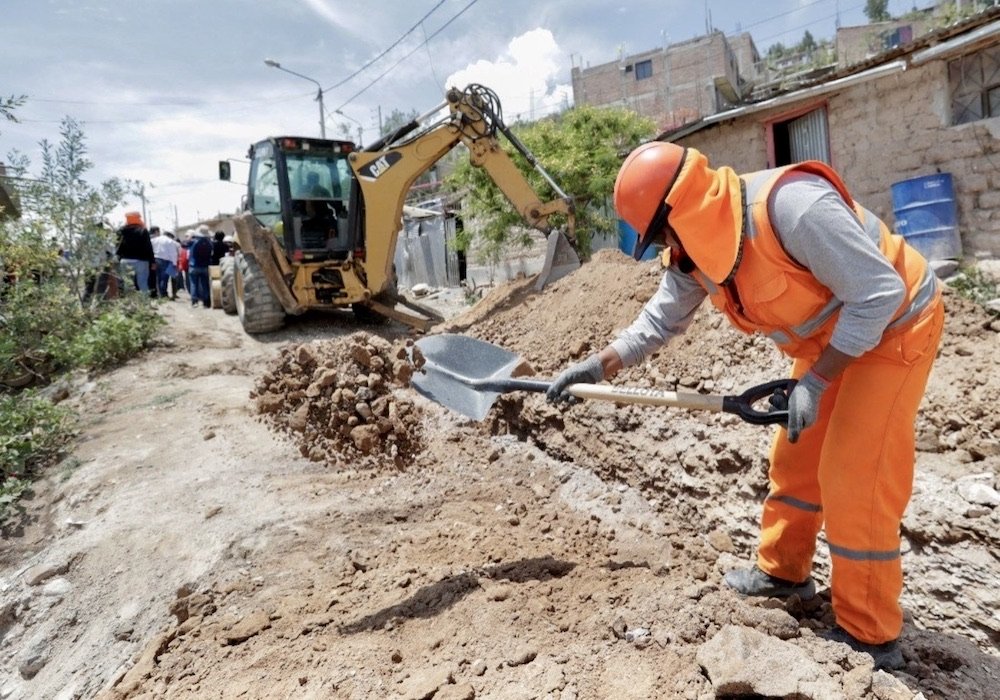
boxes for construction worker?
[547,143,943,670]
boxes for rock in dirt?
[252,332,422,469]
[398,665,453,700]
[697,625,844,699]
[223,609,271,645]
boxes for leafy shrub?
[0,391,72,524]
[947,266,999,312]
[67,297,163,369]
[0,280,91,386]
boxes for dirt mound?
[450,249,999,460]
[252,331,422,468]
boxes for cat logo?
[358,152,402,181]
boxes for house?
[571,31,761,133]
[661,8,1000,260]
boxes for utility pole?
[264,59,326,138]
[136,182,149,226]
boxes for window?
[248,154,281,229]
[950,47,1000,125]
[635,59,653,80]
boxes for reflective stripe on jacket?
[692,161,939,358]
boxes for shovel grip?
[721,379,794,426]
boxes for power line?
[729,0,829,34]
[753,3,866,45]
[334,0,480,112]
[321,0,448,93]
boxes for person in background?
[116,211,154,294]
[178,232,192,297]
[165,232,184,300]
[211,230,229,266]
[187,225,214,308]
[547,142,943,671]
[151,226,180,300]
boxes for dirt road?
[2,251,999,699]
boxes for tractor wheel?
[234,252,285,334]
[220,255,237,315]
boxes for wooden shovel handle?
[493,378,791,426]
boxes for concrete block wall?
[675,57,1000,259]
[572,32,756,131]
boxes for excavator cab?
[244,136,355,261]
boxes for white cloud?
[444,28,571,121]
[302,0,369,36]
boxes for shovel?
[410,334,791,425]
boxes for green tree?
[800,30,817,56]
[766,42,788,60]
[7,117,133,305]
[445,105,656,263]
[0,94,26,133]
[380,107,420,138]
[865,0,891,22]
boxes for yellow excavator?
[218,83,580,334]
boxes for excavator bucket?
[535,231,581,291]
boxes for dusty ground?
[1,249,999,700]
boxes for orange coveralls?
[691,162,943,644]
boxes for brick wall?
[676,55,1000,259]
[572,32,757,132]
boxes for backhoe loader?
[218,83,579,334]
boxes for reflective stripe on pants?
[757,299,944,644]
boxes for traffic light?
[218,160,231,181]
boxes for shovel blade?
[410,334,525,420]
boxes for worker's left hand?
[786,370,830,443]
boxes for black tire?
[234,252,285,334]
[220,256,237,315]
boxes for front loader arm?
[347,84,576,297]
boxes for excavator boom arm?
[348,84,576,296]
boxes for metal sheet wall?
[788,108,831,164]
[393,215,459,290]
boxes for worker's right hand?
[546,354,604,404]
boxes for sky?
[1,0,918,230]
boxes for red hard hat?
[125,211,143,226]
[613,142,687,260]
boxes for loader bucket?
[535,232,581,290]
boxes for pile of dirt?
[448,248,1000,460]
[252,331,422,468]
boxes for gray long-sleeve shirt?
[611,171,906,366]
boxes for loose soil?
[1,249,999,700]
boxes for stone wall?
[676,56,1000,259]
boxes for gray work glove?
[786,370,830,443]
[546,354,604,404]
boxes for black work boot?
[724,565,816,600]
[820,626,905,671]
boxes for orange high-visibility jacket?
[690,162,939,359]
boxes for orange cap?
[125,211,143,226]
